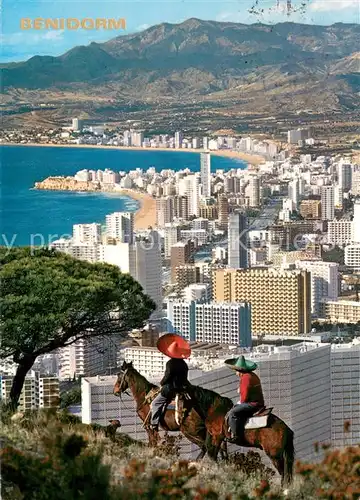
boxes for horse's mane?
[191,384,233,414]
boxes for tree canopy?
[0,247,156,407]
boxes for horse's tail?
[283,427,295,486]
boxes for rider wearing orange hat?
[150,334,191,431]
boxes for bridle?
[115,367,150,413]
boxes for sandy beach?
[2,142,265,166]
[117,189,157,230]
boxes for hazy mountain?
[2,19,359,116]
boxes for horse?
[113,361,231,460]
[176,399,295,487]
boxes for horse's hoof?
[283,488,289,496]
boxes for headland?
[34,177,156,230]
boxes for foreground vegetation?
[1,409,359,499]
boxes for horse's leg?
[270,456,285,484]
[205,433,223,461]
[195,447,207,460]
[219,440,229,462]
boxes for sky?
[1,0,359,62]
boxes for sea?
[0,145,247,247]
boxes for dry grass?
[1,409,359,499]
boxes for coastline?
[2,142,265,166]
[116,189,156,230]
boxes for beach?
[2,142,265,166]
[117,189,157,230]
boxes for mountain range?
[2,19,360,125]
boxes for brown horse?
[113,361,231,460]
[184,402,295,487]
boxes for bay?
[0,145,246,246]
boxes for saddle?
[225,406,273,431]
[145,388,177,410]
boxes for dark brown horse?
[113,361,231,460]
[180,400,295,487]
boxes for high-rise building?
[175,131,183,149]
[213,268,311,335]
[71,118,82,131]
[182,283,212,302]
[156,197,174,227]
[338,161,352,192]
[331,339,360,448]
[133,231,162,318]
[131,130,144,147]
[247,176,260,207]
[59,336,120,379]
[174,265,200,293]
[167,301,251,346]
[0,371,60,410]
[173,195,189,220]
[179,175,200,217]
[105,212,134,243]
[299,199,321,219]
[164,224,181,259]
[73,223,102,245]
[200,152,211,198]
[295,260,339,316]
[170,240,194,282]
[218,194,229,230]
[351,166,360,196]
[328,220,353,246]
[344,244,360,270]
[321,186,335,221]
[288,178,300,207]
[228,212,248,269]
[353,199,360,243]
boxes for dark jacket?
[160,358,189,394]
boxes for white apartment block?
[164,224,181,259]
[178,175,200,217]
[331,339,360,447]
[59,336,120,380]
[327,220,353,247]
[105,212,134,243]
[321,185,335,221]
[182,283,212,302]
[320,299,360,324]
[200,152,211,198]
[99,242,134,273]
[353,199,360,243]
[345,244,360,270]
[246,176,260,207]
[133,231,163,318]
[71,244,101,263]
[0,371,59,411]
[121,346,168,377]
[295,260,339,316]
[73,223,102,244]
[167,301,252,347]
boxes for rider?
[150,334,191,431]
[225,355,265,442]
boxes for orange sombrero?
[157,333,191,359]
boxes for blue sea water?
[0,146,246,246]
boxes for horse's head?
[113,360,133,397]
